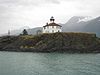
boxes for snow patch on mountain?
[77,16,93,23]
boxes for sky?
[0,0,100,34]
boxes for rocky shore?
[0,32,100,53]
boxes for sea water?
[0,51,100,75]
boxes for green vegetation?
[0,32,100,53]
[22,29,28,35]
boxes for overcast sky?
[0,0,100,34]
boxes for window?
[44,27,46,29]
[52,26,54,28]
[52,30,54,33]
[47,26,49,29]
[56,26,59,28]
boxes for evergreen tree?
[23,29,28,35]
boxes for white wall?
[43,26,62,33]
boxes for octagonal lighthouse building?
[43,16,62,33]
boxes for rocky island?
[0,32,100,53]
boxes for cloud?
[45,0,60,4]
[0,0,100,34]
[0,0,60,7]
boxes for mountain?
[9,27,42,35]
[5,26,30,35]
[27,27,42,35]
[81,17,100,36]
[62,16,91,32]
[62,16,100,37]
[5,16,100,37]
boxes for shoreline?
[0,32,100,53]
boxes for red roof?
[43,23,62,27]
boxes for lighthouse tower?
[50,16,55,23]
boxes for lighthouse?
[43,16,62,33]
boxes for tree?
[23,29,28,35]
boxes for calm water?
[0,51,100,75]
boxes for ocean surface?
[0,51,100,75]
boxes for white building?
[43,16,62,33]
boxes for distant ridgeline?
[0,32,100,53]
